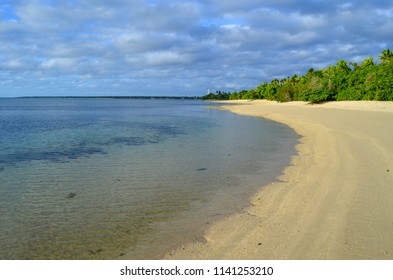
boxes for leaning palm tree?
[380,49,393,63]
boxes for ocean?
[0,98,298,259]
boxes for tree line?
[202,48,393,102]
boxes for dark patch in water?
[142,123,186,136]
[109,136,146,146]
[0,166,4,172]
[67,192,77,199]
[104,124,187,147]
[196,168,207,171]
[0,146,106,165]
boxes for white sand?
[166,100,393,260]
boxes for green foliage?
[243,88,258,100]
[380,49,393,64]
[229,91,239,100]
[202,48,393,102]
[201,90,230,100]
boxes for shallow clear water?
[0,98,298,259]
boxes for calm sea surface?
[0,98,298,259]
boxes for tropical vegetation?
[202,48,393,102]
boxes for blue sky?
[1,0,393,97]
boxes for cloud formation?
[1,0,393,96]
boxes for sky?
[1,0,393,97]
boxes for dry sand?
[165,100,393,260]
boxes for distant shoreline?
[166,100,393,259]
[1,96,201,100]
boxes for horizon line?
[0,95,202,99]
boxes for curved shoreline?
[165,100,393,259]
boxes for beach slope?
[166,101,393,259]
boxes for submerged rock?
[67,192,77,199]
[196,168,207,171]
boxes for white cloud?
[40,58,77,70]
[144,51,193,66]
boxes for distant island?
[203,48,393,102]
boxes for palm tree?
[380,49,393,63]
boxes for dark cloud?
[1,0,393,96]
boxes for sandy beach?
[166,100,393,260]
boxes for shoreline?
[165,100,393,259]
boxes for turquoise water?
[0,98,298,259]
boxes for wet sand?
[166,100,393,259]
